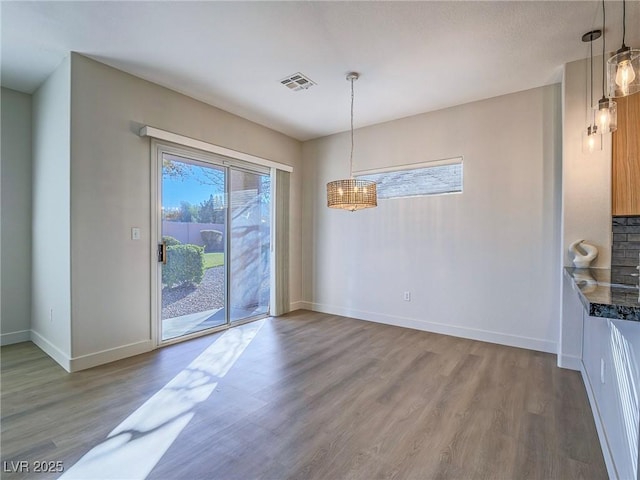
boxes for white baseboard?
[289,300,307,312]
[1,329,31,346]
[69,340,154,372]
[306,302,557,354]
[30,330,71,372]
[30,331,154,373]
[297,301,313,311]
[557,354,582,371]
[580,362,618,480]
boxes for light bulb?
[338,188,344,196]
[598,110,609,132]
[595,98,617,133]
[588,135,596,152]
[615,59,636,96]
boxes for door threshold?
[159,313,269,347]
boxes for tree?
[199,194,225,223]
[199,195,215,223]
[178,201,198,222]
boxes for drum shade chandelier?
[607,0,640,97]
[326,72,377,211]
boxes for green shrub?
[200,229,223,253]
[162,235,182,247]
[162,244,204,287]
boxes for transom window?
[356,157,463,200]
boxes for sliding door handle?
[158,242,167,264]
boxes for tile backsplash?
[612,216,640,285]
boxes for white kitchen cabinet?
[582,314,640,480]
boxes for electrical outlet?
[403,291,411,302]
[600,358,606,384]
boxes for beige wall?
[558,55,613,369]
[302,85,562,353]
[1,88,32,345]
[31,57,72,365]
[561,55,611,268]
[67,54,302,366]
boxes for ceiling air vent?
[280,72,316,91]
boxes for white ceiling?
[2,1,639,141]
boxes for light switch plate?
[131,227,141,240]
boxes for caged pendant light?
[607,0,640,97]
[595,0,617,133]
[326,72,377,211]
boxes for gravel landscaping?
[162,266,224,319]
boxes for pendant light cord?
[349,76,354,178]
[622,0,626,46]
[602,0,606,97]
[590,36,594,109]
[583,35,592,125]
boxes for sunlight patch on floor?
[60,320,265,480]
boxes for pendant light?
[583,124,602,154]
[595,0,617,133]
[582,30,603,154]
[326,72,377,211]
[607,0,640,97]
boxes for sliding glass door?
[229,169,271,323]
[157,147,270,343]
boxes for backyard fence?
[162,222,225,250]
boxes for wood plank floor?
[1,310,607,479]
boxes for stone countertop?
[565,267,640,322]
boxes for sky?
[162,173,221,209]
[162,160,224,209]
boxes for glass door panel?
[229,169,271,323]
[160,153,227,341]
